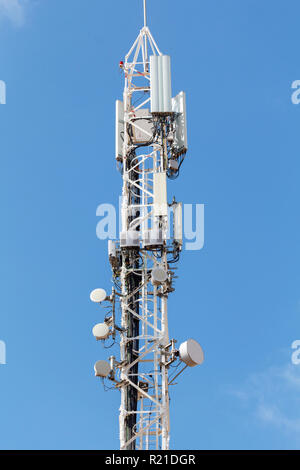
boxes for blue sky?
[0,0,300,450]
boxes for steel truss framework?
[107,17,183,451]
[119,24,171,451]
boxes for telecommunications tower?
[91,0,204,450]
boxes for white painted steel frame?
[117,24,171,451]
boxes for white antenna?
[143,0,147,27]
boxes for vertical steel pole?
[143,0,147,28]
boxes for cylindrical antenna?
[143,0,147,27]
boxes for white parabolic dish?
[151,267,167,285]
[90,288,107,303]
[94,360,111,378]
[179,339,204,367]
[92,323,110,340]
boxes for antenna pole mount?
[143,0,147,27]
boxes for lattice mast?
[119,4,173,449]
[91,0,203,451]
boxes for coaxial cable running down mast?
[91,1,204,450]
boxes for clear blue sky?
[0,0,300,450]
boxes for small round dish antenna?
[90,288,107,303]
[179,339,204,367]
[94,360,111,378]
[151,267,167,286]
[92,323,110,340]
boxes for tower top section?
[122,0,161,77]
